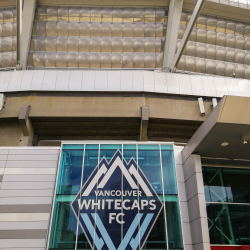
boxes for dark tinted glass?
[165,197,183,249]
[229,204,250,245]
[206,203,233,244]
[202,167,228,202]
[203,167,250,204]
[143,201,167,250]
[49,196,77,249]
[222,168,250,203]
[207,203,250,245]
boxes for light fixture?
[242,134,250,145]
[198,97,205,116]
[221,142,229,146]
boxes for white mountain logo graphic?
[71,150,163,250]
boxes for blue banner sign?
[71,150,163,250]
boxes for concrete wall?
[0,147,60,250]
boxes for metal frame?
[162,0,183,72]
[169,0,206,72]
[75,145,86,250]
[159,145,170,250]
[16,0,22,70]
[21,0,36,69]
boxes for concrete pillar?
[174,145,193,250]
[18,105,34,146]
[182,154,210,250]
[139,106,148,141]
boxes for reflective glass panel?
[49,195,77,249]
[229,204,250,245]
[207,203,250,245]
[165,196,183,249]
[123,144,137,162]
[161,145,177,195]
[99,144,122,160]
[206,203,233,245]
[202,167,228,202]
[202,167,211,202]
[63,144,84,149]
[138,145,162,194]
[222,168,250,203]
[82,144,99,185]
[143,196,167,250]
[57,149,84,195]
[50,143,181,250]
[203,167,250,204]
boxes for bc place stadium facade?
[0,1,250,250]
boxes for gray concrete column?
[18,105,34,146]
[139,106,148,141]
[174,145,193,250]
[182,154,210,250]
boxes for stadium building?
[0,0,250,250]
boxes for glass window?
[165,196,183,249]
[203,167,250,204]
[143,195,167,250]
[138,145,162,194]
[57,149,84,195]
[222,168,250,203]
[161,145,177,195]
[206,203,233,245]
[207,203,250,245]
[49,195,78,249]
[230,204,250,245]
[82,144,99,185]
[50,143,182,250]
[63,144,84,149]
[204,166,250,246]
[123,144,137,162]
[202,167,228,202]
[99,144,122,160]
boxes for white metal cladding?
[177,12,250,79]
[0,8,17,68]
[0,147,60,250]
[28,6,166,69]
[1,69,250,97]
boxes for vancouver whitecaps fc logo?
[71,150,163,250]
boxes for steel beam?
[139,107,149,141]
[21,0,36,69]
[162,0,183,72]
[170,0,206,72]
[16,0,22,70]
